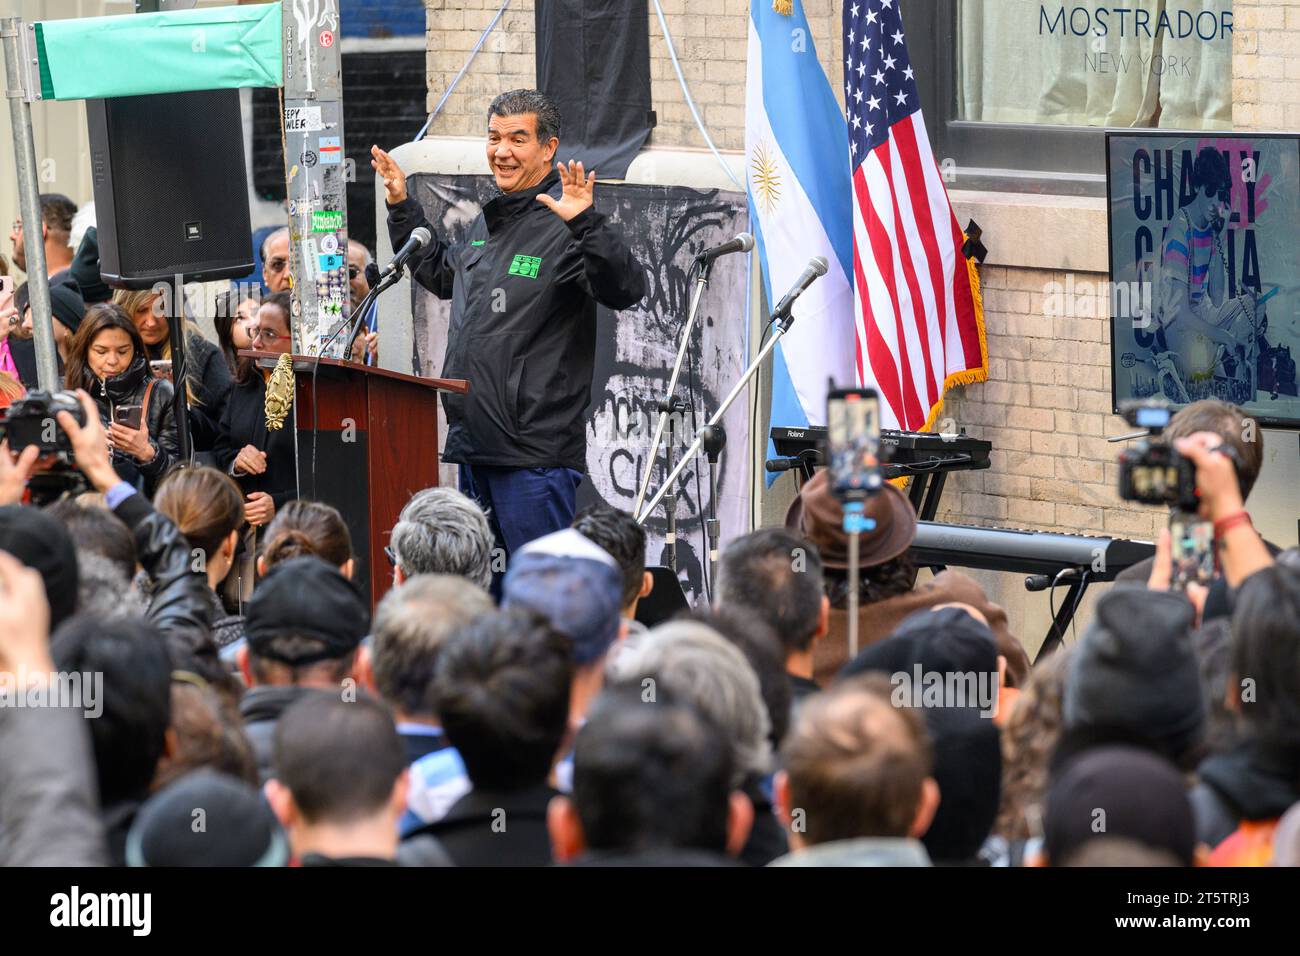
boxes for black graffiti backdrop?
[408,174,751,602]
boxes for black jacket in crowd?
[149,330,232,453]
[212,372,299,510]
[403,782,559,867]
[387,170,646,472]
[87,354,181,497]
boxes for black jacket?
[212,373,298,510]
[240,685,332,784]
[404,782,558,866]
[1191,739,1300,848]
[149,331,232,453]
[87,354,181,496]
[388,172,646,471]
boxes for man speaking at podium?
[372,89,646,561]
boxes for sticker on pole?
[311,210,344,232]
[320,234,339,254]
[318,254,344,272]
[284,107,324,133]
[318,137,342,165]
[319,30,334,48]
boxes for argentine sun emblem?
[750,140,782,216]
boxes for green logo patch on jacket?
[508,254,542,278]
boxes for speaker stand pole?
[163,275,193,462]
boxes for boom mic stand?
[632,256,715,551]
[636,308,800,528]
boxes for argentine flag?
[746,0,856,447]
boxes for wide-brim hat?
[783,469,917,570]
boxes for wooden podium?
[246,350,467,608]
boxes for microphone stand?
[700,423,725,600]
[637,306,798,526]
[309,268,403,496]
[633,255,714,525]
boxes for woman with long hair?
[213,289,260,374]
[153,465,249,648]
[212,290,298,532]
[113,287,232,452]
[65,303,180,495]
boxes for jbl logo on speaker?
[184,222,202,241]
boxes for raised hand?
[536,160,596,223]
[370,145,408,205]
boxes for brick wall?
[1232,0,1300,130]
[935,267,1165,541]
[423,0,845,147]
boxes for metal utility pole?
[2,18,60,391]
[281,0,350,356]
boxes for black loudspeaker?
[633,565,690,628]
[86,89,254,289]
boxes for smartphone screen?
[826,387,882,501]
[1169,514,1215,592]
[114,405,143,430]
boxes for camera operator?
[1116,399,1278,617]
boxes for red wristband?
[1213,511,1252,539]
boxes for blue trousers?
[458,464,583,565]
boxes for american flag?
[844,0,987,431]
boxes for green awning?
[34,2,282,101]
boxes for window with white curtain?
[911,1,1234,191]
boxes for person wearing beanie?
[127,768,288,867]
[1057,587,1205,770]
[785,469,1029,687]
[841,606,1004,864]
[1041,746,1197,866]
[236,555,370,783]
[14,281,86,385]
[503,527,625,793]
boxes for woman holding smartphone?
[212,290,297,531]
[64,302,181,495]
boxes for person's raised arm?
[372,145,457,299]
[1175,432,1273,588]
[543,160,647,311]
[58,391,211,636]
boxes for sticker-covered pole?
[282,0,349,356]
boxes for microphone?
[364,262,381,289]
[765,456,804,474]
[381,226,432,278]
[694,232,754,264]
[772,256,829,324]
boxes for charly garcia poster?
[1108,133,1300,425]
[407,174,752,602]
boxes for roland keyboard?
[909,521,1155,583]
[769,425,991,477]
[909,521,1156,660]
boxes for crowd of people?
[0,192,1298,868]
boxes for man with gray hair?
[372,89,645,561]
[605,620,789,865]
[388,486,495,590]
[260,226,290,293]
[371,574,493,765]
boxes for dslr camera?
[0,390,86,455]
[1116,399,1199,512]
